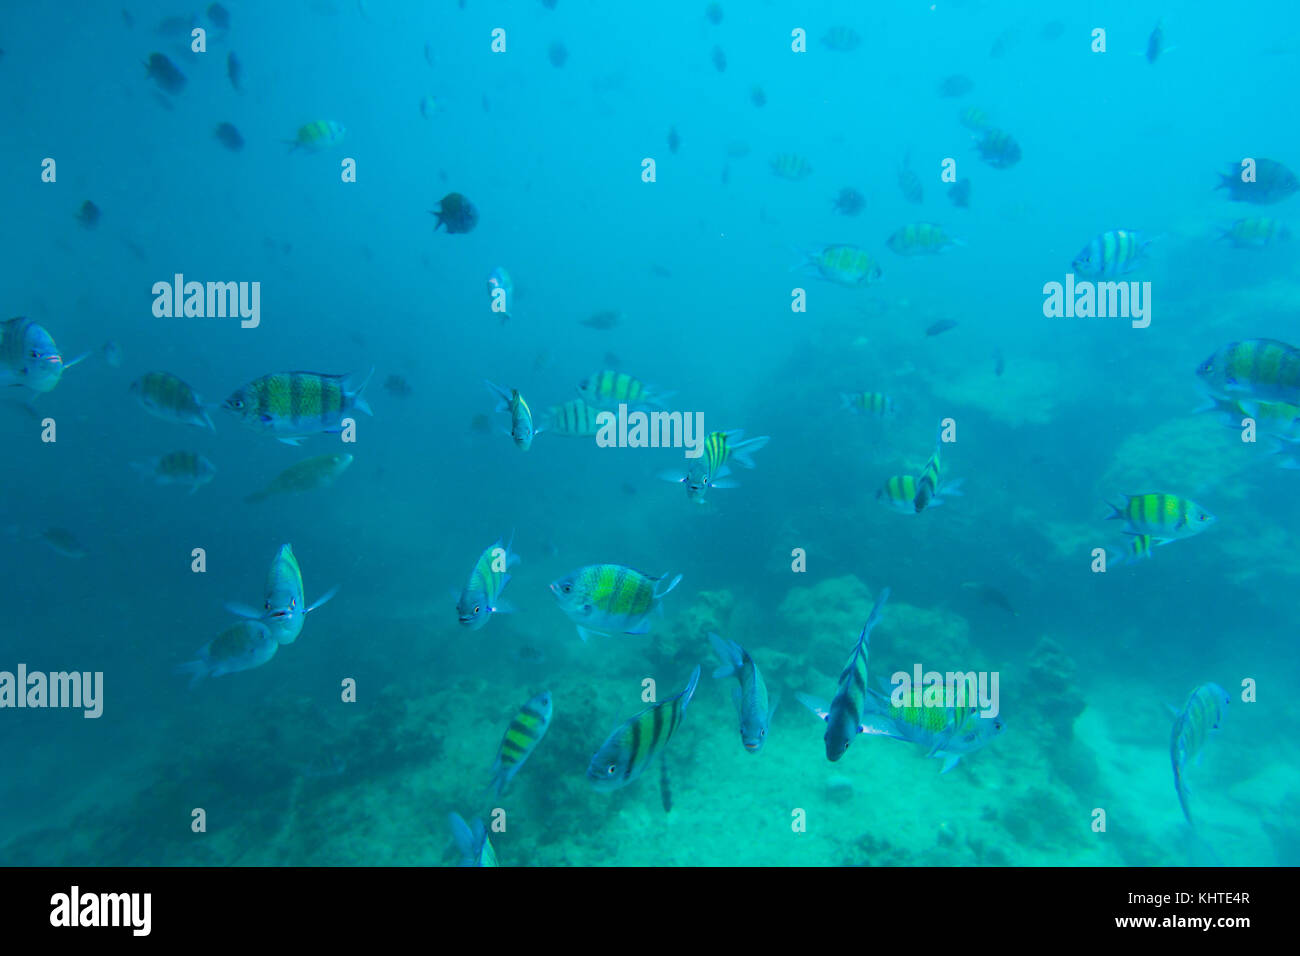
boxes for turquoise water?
[1,0,1297,866]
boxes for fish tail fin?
[939,476,964,498]
[729,435,770,468]
[840,392,855,411]
[484,380,511,411]
[654,573,683,599]
[795,692,830,722]
[1105,500,1125,521]
[345,367,375,416]
[861,586,891,641]
[707,632,742,678]
[174,660,207,689]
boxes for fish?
[1105,494,1216,541]
[286,120,346,153]
[470,413,492,434]
[1146,20,1165,64]
[484,381,538,451]
[207,3,231,30]
[581,310,620,330]
[131,451,217,494]
[226,51,242,92]
[993,348,1004,376]
[175,621,279,687]
[705,3,723,25]
[975,128,1021,169]
[447,813,497,867]
[937,74,974,97]
[709,633,775,753]
[958,106,992,131]
[961,582,1017,616]
[923,708,1005,773]
[214,122,244,151]
[244,453,353,504]
[667,126,680,154]
[821,26,861,52]
[795,586,891,761]
[383,375,412,398]
[913,429,949,513]
[750,85,766,107]
[948,179,971,208]
[226,544,337,646]
[793,245,883,287]
[840,392,894,417]
[419,94,438,119]
[1196,339,1300,407]
[0,317,88,394]
[659,429,769,503]
[548,41,568,68]
[130,372,215,430]
[896,159,924,205]
[1170,683,1231,825]
[549,564,683,641]
[457,536,519,630]
[430,192,478,234]
[770,153,813,181]
[1107,533,1163,567]
[155,15,195,36]
[888,223,962,256]
[832,187,865,216]
[577,370,669,410]
[878,475,922,514]
[1072,229,1153,277]
[1216,158,1299,205]
[711,44,726,72]
[925,319,959,336]
[75,200,100,227]
[221,369,374,445]
[1218,216,1291,248]
[587,665,701,791]
[487,691,553,797]
[540,399,604,437]
[39,528,88,559]
[144,52,185,94]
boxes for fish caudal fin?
[654,573,683,599]
[729,435,770,468]
[174,660,207,689]
[795,692,830,722]
[707,631,742,678]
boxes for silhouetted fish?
[925,319,959,337]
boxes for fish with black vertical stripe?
[487,691,552,797]
[587,666,701,791]
[221,369,374,445]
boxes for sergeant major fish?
[709,633,776,753]
[577,370,671,410]
[226,544,337,646]
[244,453,353,503]
[1196,339,1300,408]
[659,429,769,503]
[541,399,603,436]
[130,371,215,429]
[1170,682,1231,825]
[484,381,538,451]
[1105,493,1215,542]
[176,620,278,687]
[221,369,374,444]
[1072,229,1154,277]
[549,564,682,641]
[587,665,701,791]
[131,451,217,494]
[793,245,883,287]
[796,586,892,761]
[458,535,519,630]
[487,690,553,797]
[447,813,498,867]
[0,317,88,394]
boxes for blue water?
[1,0,1296,866]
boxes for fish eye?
[760,729,766,737]
[473,605,481,614]
[562,584,572,594]
[28,349,39,359]
[842,740,851,752]
[606,764,617,775]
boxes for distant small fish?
[144,52,185,95]
[176,621,277,687]
[821,26,861,52]
[244,453,353,504]
[841,392,894,417]
[155,15,195,37]
[650,264,672,278]
[548,40,568,68]
[130,371,214,430]
[1146,20,1165,64]
[1218,216,1291,248]
[383,374,412,398]
[832,187,865,216]
[515,644,547,665]
[587,666,701,790]
[132,450,217,494]
[1107,494,1216,541]
[667,125,680,154]
[40,528,87,559]
[423,42,435,67]
[750,85,766,107]
[925,319,959,336]
[226,51,242,92]
[602,351,622,369]
[937,74,973,97]
[976,128,1021,169]
[1072,229,1153,277]
[1170,683,1230,825]
[286,120,346,153]
[207,2,231,30]
[770,153,812,181]
[961,582,1018,616]
[888,223,961,256]
[1216,158,1299,204]
[794,245,882,287]
[711,45,727,72]
[948,179,971,208]
[581,310,620,330]
[214,122,244,151]
[75,200,100,228]
[705,2,723,25]
[431,192,478,234]
[1040,21,1065,41]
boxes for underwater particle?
[144,52,185,94]
[214,122,244,151]
[382,374,412,398]
[993,347,1004,376]
[541,0,557,9]
[750,84,766,107]
[548,40,567,67]
[430,192,478,234]
[948,178,971,208]
[825,774,854,803]
[286,120,346,153]
[1040,20,1064,41]
[937,74,973,97]
[667,125,680,154]
[832,186,865,216]
[75,200,100,228]
[711,44,727,71]
[1216,158,1298,204]
[226,51,242,92]
[975,128,1021,169]
[207,2,230,29]
[705,2,723,25]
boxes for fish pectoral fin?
[492,599,516,615]
[576,625,600,643]
[307,586,339,613]
[794,692,830,722]
[939,754,962,774]
[623,616,651,635]
[277,437,306,446]
[224,601,265,620]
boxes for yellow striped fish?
[1108,533,1160,567]
[1105,493,1215,541]
[549,563,682,641]
[877,474,920,514]
[886,222,962,256]
[577,369,670,410]
[484,380,537,450]
[458,536,519,631]
[131,450,217,493]
[221,369,374,444]
[769,153,812,180]
[131,371,214,430]
[286,119,346,152]
[796,587,891,761]
[795,244,883,286]
[1196,339,1300,407]
[225,543,337,645]
[841,392,895,417]
[587,665,701,791]
[913,426,962,513]
[542,398,604,436]
[660,429,769,503]
[1218,216,1290,248]
[488,691,553,797]
[1170,683,1230,826]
